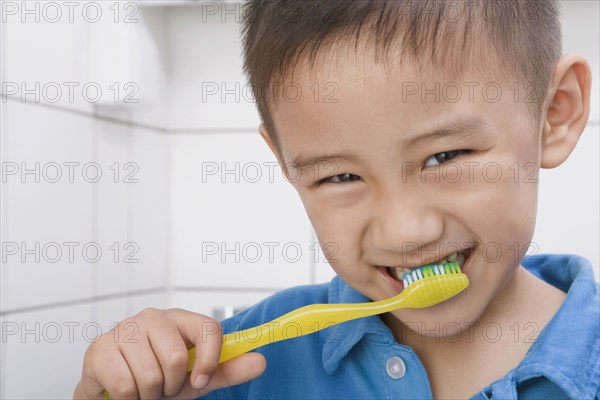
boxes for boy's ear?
[540,53,592,169]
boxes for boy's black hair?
[241,0,562,152]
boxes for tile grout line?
[0,95,166,133]
[0,287,168,317]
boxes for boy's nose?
[369,192,443,255]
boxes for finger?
[119,328,164,399]
[88,345,139,400]
[167,309,223,390]
[189,319,222,390]
[167,353,267,399]
[145,318,190,396]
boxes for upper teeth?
[387,250,468,281]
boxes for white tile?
[2,101,94,312]
[94,119,130,296]
[3,4,91,112]
[126,7,169,129]
[170,133,313,289]
[128,291,168,316]
[1,304,93,399]
[91,6,169,129]
[166,6,260,130]
[129,128,169,291]
[93,297,129,334]
[3,2,170,126]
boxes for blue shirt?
[200,254,600,399]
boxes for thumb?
[169,353,266,399]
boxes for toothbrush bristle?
[402,261,462,288]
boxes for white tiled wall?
[1,4,169,399]
[2,101,95,311]
[3,7,90,113]
[166,5,260,130]
[1,304,93,399]
[170,133,313,290]
[95,119,130,296]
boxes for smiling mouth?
[380,247,474,283]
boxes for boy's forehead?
[269,36,508,129]
[268,41,535,165]
[270,41,496,130]
[270,23,508,105]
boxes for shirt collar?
[321,254,599,398]
[512,254,600,399]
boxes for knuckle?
[165,307,185,319]
[83,340,103,365]
[82,349,96,377]
[139,366,163,391]
[164,345,189,371]
[139,307,159,318]
[197,358,220,376]
[111,378,137,399]
[83,342,96,360]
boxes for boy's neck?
[383,266,567,398]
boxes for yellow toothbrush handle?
[188,273,469,366]
[188,303,383,367]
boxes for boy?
[75,0,599,399]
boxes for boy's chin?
[387,299,484,340]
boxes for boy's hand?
[73,308,267,399]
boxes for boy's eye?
[318,173,361,185]
[424,150,469,168]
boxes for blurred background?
[0,1,598,398]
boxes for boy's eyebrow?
[290,153,360,172]
[290,116,489,172]
[405,116,489,148]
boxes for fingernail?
[193,374,210,389]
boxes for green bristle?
[444,262,459,274]
[403,261,463,288]
[421,265,434,277]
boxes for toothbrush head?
[399,261,469,308]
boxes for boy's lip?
[376,246,476,294]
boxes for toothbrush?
[201,261,467,365]
[103,261,468,399]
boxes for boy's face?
[262,50,542,335]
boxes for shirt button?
[386,356,406,379]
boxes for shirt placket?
[378,343,433,399]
